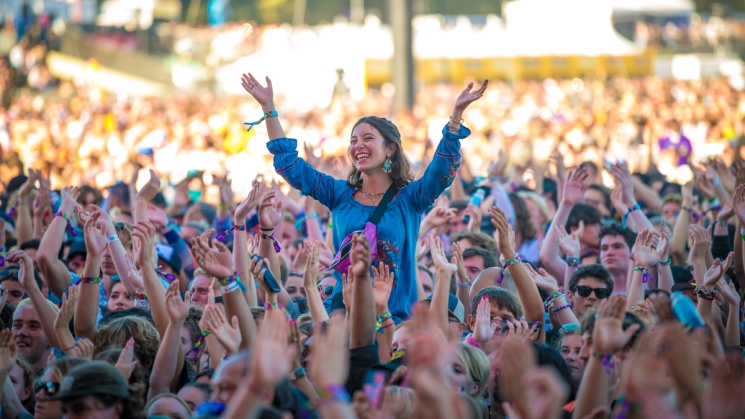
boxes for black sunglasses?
[34,381,60,397]
[575,286,610,299]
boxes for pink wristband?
[465,334,482,348]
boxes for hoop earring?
[383,157,392,174]
[351,170,360,184]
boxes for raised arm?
[671,182,694,265]
[54,285,79,355]
[74,210,107,341]
[656,223,674,292]
[716,277,741,346]
[733,184,745,289]
[257,191,291,307]
[491,207,545,342]
[371,263,394,361]
[233,180,262,307]
[410,81,488,213]
[37,186,80,298]
[134,169,160,225]
[148,282,189,401]
[554,224,582,292]
[8,250,60,349]
[429,236,457,340]
[540,168,588,280]
[349,235,376,349]
[94,205,141,296]
[611,163,654,233]
[14,171,37,246]
[303,243,329,324]
[627,230,658,312]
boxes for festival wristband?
[593,351,614,374]
[0,248,5,267]
[81,277,102,284]
[622,204,641,229]
[465,334,482,348]
[715,220,727,227]
[658,257,672,266]
[566,257,580,268]
[134,293,149,307]
[244,110,279,132]
[260,232,282,253]
[544,291,564,308]
[632,265,652,283]
[218,274,247,294]
[216,224,246,241]
[456,279,470,288]
[497,254,521,284]
[107,235,119,243]
[54,212,78,237]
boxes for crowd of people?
[1,13,745,419]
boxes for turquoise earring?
[383,157,392,174]
[351,169,360,184]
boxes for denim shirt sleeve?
[408,124,469,213]
[267,137,344,210]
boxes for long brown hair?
[347,116,414,189]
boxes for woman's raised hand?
[241,73,274,109]
[454,80,488,112]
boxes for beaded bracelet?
[497,254,521,284]
[622,204,641,229]
[658,257,672,266]
[0,248,5,267]
[633,266,652,283]
[216,224,246,241]
[244,110,279,132]
[218,274,247,294]
[696,289,715,301]
[54,212,78,237]
[260,232,282,253]
[566,257,580,268]
[593,351,614,374]
[552,304,571,313]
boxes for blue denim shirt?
[267,124,468,322]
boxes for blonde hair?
[381,386,416,419]
[94,316,160,371]
[146,393,192,417]
[16,297,60,315]
[456,343,490,397]
[114,221,134,251]
[517,191,550,220]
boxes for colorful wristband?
[54,212,78,237]
[633,265,652,283]
[465,334,482,348]
[566,257,580,268]
[218,274,247,294]
[216,224,247,241]
[497,254,521,284]
[593,351,614,374]
[621,204,641,229]
[244,110,279,132]
[260,232,282,253]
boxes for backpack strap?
[368,185,398,226]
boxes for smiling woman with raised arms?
[241,73,487,322]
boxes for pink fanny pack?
[329,186,397,273]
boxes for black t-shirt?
[344,343,380,395]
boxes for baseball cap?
[670,266,696,292]
[155,244,182,273]
[54,361,129,400]
[66,240,87,261]
[425,293,464,323]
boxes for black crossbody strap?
[368,185,398,226]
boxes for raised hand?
[350,234,371,278]
[137,169,160,202]
[489,207,516,258]
[715,159,736,193]
[525,265,559,293]
[0,329,17,375]
[84,210,108,256]
[429,235,457,276]
[218,178,234,210]
[689,224,712,263]
[610,162,636,207]
[454,80,488,111]
[303,241,320,288]
[632,229,659,267]
[241,73,275,108]
[656,222,672,261]
[183,203,202,223]
[681,181,694,207]
[7,250,36,291]
[192,229,234,279]
[472,296,498,344]
[17,169,39,201]
[422,207,456,230]
[165,282,190,324]
[115,337,138,380]
[734,184,745,225]
[70,338,94,360]
[342,270,354,313]
[371,264,394,313]
[452,242,469,284]
[258,191,283,230]
[562,168,588,205]
[610,186,629,215]
[61,186,81,210]
[235,178,261,222]
[308,317,349,387]
[703,252,734,289]
[504,319,540,342]
[54,284,79,331]
[131,221,157,269]
[291,240,311,274]
[203,304,241,356]
[248,307,296,390]
[593,295,640,354]
[716,277,741,307]
[554,224,581,257]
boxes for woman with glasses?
[33,358,89,419]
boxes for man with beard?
[11,298,57,375]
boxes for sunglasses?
[0,268,20,280]
[575,286,611,299]
[317,285,334,296]
[34,381,60,397]
[561,323,580,332]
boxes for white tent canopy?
[501,0,643,56]
[609,0,694,16]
